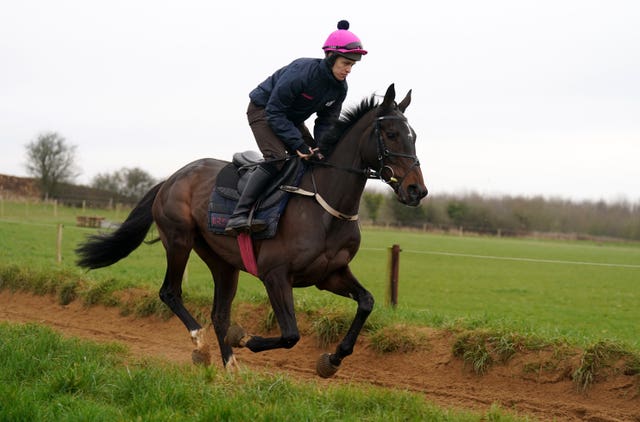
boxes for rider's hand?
[296,147,315,160]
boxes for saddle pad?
[208,160,305,240]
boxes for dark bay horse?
[76,84,428,377]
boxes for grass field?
[2,199,639,420]
[3,322,516,421]
[1,199,639,348]
[357,230,640,347]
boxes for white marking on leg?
[225,354,239,372]
[190,328,205,348]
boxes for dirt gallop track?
[1,290,638,421]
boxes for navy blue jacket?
[249,57,347,153]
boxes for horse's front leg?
[315,266,374,378]
[225,271,300,352]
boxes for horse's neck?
[312,124,372,215]
[312,165,367,217]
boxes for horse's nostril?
[407,184,428,202]
[407,185,419,197]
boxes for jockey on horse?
[224,20,368,235]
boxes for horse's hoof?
[316,353,339,378]
[192,348,211,366]
[225,323,247,348]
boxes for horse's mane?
[318,94,379,157]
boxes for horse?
[76,83,428,378]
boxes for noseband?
[370,115,421,187]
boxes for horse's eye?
[386,131,397,140]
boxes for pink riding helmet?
[322,20,368,61]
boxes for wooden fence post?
[56,224,63,264]
[388,244,401,308]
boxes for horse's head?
[369,84,428,206]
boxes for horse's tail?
[75,182,164,269]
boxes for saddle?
[208,151,305,239]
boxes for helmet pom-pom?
[337,20,350,30]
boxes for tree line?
[362,191,640,241]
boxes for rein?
[281,176,359,221]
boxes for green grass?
[2,199,640,350]
[351,230,640,348]
[0,201,640,348]
[0,322,524,421]
[1,199,639,414]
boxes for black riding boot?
[224,165,273,236]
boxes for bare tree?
[91,167,156,200]
[120,167,156,199]
[91,171,123,193]
[24,131,80,199]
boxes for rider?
[225,20,368,236]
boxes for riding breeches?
[246,102,316,171]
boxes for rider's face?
[331,56,356,81]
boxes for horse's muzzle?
[403,183,428,206]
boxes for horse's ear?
[381,83,396,109]
[398,89,412,113]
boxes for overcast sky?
[1,0,639,203]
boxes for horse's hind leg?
[315,266,374,377]
[194,245,240,370]
[158,238,208,362]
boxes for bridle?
[307,113,421,182]
[369,115,421,188]
[281,110,421,221]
